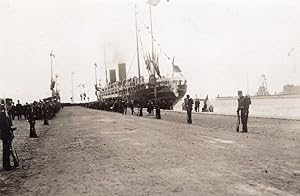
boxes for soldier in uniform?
[122,99,127,115]
[42,102,49,125]
[184,95,194,124]
[138,98,143,116]
[155,99,161,119]
[194,99,200,112]
[0,100,15,171]
[15,100,22,120]
[237,90,251,133]
[128,100,134,115]
[27,103,38,138]
[9,102,16,120]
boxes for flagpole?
[148,3,158,101]
[135,4,141,84]
[149,4,155,75]
[71,72,74,103]
[94,63,98,87]
[50,52,54,82]
[55,74,58,94]
[50,51,55,97]
[172,57,174,79]
[104,49,108,86]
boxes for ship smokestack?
[118,63,126,82]
[109,69,116,84]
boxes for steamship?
[96,63,187,109]
[94,3,187,109]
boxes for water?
[174,97,300,120]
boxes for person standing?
[184,95,194,124]
[16,100,22,120]
[0,101,14,171]
[138,98,143,116]
[128,100,135,115]
[42,102,49,125]
[237,91,251,133]
[122,99,127,115]
[9,102,16,120]
[155,99,161,119]
[27,103,38,138]
[195,99,200,112]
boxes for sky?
[0,0,300,103]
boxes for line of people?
[85,92,250,132]
[184,91,251,133]
[85,97,163,119]
[182,98,214,112]
[0,98,61,171]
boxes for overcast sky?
[1,0,300,103]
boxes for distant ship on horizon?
[216,74,300,100]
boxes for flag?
[204,94,208,104]
[145,53,151,71]
[172,57,182,73]
[50,52,55,58]
[173,65,182,73]
[147,0,160,6]
[153,53,161,77]
[50,80,55,90]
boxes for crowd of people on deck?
[0,98,62,171]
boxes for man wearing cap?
[0,100,14,171]
[237,90,251,132]
[27,102,38,138]
[184,95,194,124]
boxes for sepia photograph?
[0,0,299,195]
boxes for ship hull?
[127,84,187,109]
[99,81,187,110]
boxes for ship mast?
[148,3,157,99]
[135,4,141,84]
[149,4,155,75]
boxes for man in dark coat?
[184,95,194,124]
[27,103,38,138]
[42,102,49,125]
[138,99,143,117]
[129,100,135,115]
[15,100,22,120]
[195,99,200,112]
[0,102,14,171]
[237,90,251,132]
[9,102,16,120]
[155,99,161,119]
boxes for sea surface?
[174,97,300,120]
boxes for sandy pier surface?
[0,106,299,195]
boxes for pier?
[1,107,299,195]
